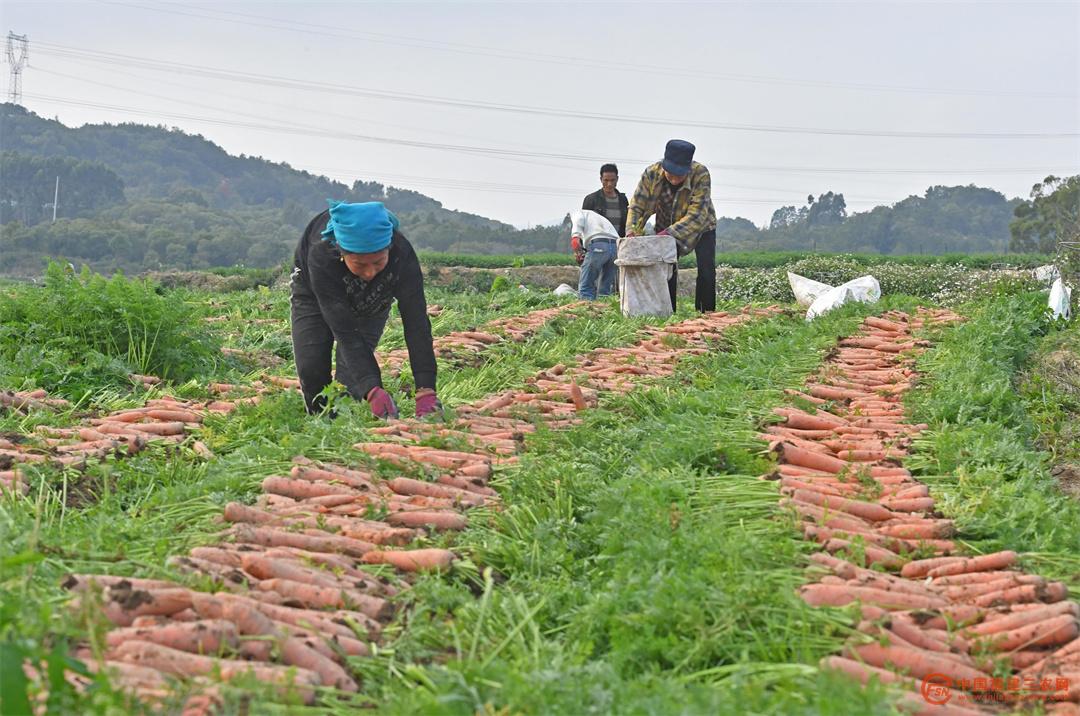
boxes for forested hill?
[1,104,1072,275]
[0,104,566,273]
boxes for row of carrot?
[767,310,1079,714]
[0,391,273,495]
[59,306,776,711]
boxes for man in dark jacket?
[290,200,440,420]
[580,163,628,238]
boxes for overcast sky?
[3,1,1078,228]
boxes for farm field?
[1,260,1079,716]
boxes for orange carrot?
[822,537,903,569]
[972,583,1065,609]
[362,548,455,573]
[977,614,1079,652]
[230,524,376,557]
[791,488,895,523]
[1023,638,1080,675]
[279,636,358,692]
[879,521,956,540]
[145,408,202,423]
[105,619,239,654]
[879,497,935,513]
[263,476,358,500]
[774,408,848,430]
[901,556,965,579]
[123,421,186,436]
[290,465,378,492]
[775,444,849,474]
[256,578,392,619]
[111,640,319,697]
[569,381,588,411]
[63,574,179,593]
[800,583,946,610]
[240,554,343,589]
[820,655,910,686]
[384,510,467,530]
[925,550,1017,578]
[846,642,990,683]
[101,587,194,627]
[386,477,484,506]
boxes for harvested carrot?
[63,574,179,593]
[256,578,392,619]
[263,476,357,500]
[111,640,319,697]
[846,642,990,683]
[362,548,455,573]
[123,421,186,436]
[280,636,358,692]
[89,585,193,627]
[820,655,910,686]
[145,409,202,423]
[231,524,376,557]
[977,614,1079,652]
[971,583,1065,608]
[105,619,239,654]
[822,537,903,569]
[384,510,467,530]
[901,555,964,579]
[775,444,849,474]
[925,550,1017,578]
[800,583,946,610]
[790,489,895,523]
[387,477,484,506]
[878,521,955,540]
[241,554,343,589]
[290,465,377,492]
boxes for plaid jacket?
[626,161,717,247]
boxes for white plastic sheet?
[1034,265,1061,283]
[1049,278,1072,321]
[787,272,834,308]
[553,283,577,297]
[615,235,676,317]
[805,275,881,321]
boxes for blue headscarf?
[321,200,400,254]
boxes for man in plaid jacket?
[625,140,717,312]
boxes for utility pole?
[5,32,29,105]
[52,175,59,222]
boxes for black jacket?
[581,189,629,237]
[293,210,436,391]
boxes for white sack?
[787,272,834,308]
[615,235,676,318]
[1049,277,1072,321]
[806,275,881,321]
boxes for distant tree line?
[0,103,1073,275]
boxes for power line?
[21,91,1077,178]
[30,40,1078,140]
[97,0,1077,101]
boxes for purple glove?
[366,387,399,420]
[415,390,443,420]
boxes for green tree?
[1010,175,1080,253]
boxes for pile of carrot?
[0,394,239,483]
[381,300,603,377]
[768,309,1080,713]
[0,388,71,413]
[55,306,782,707]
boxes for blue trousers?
[578,239,617,300]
